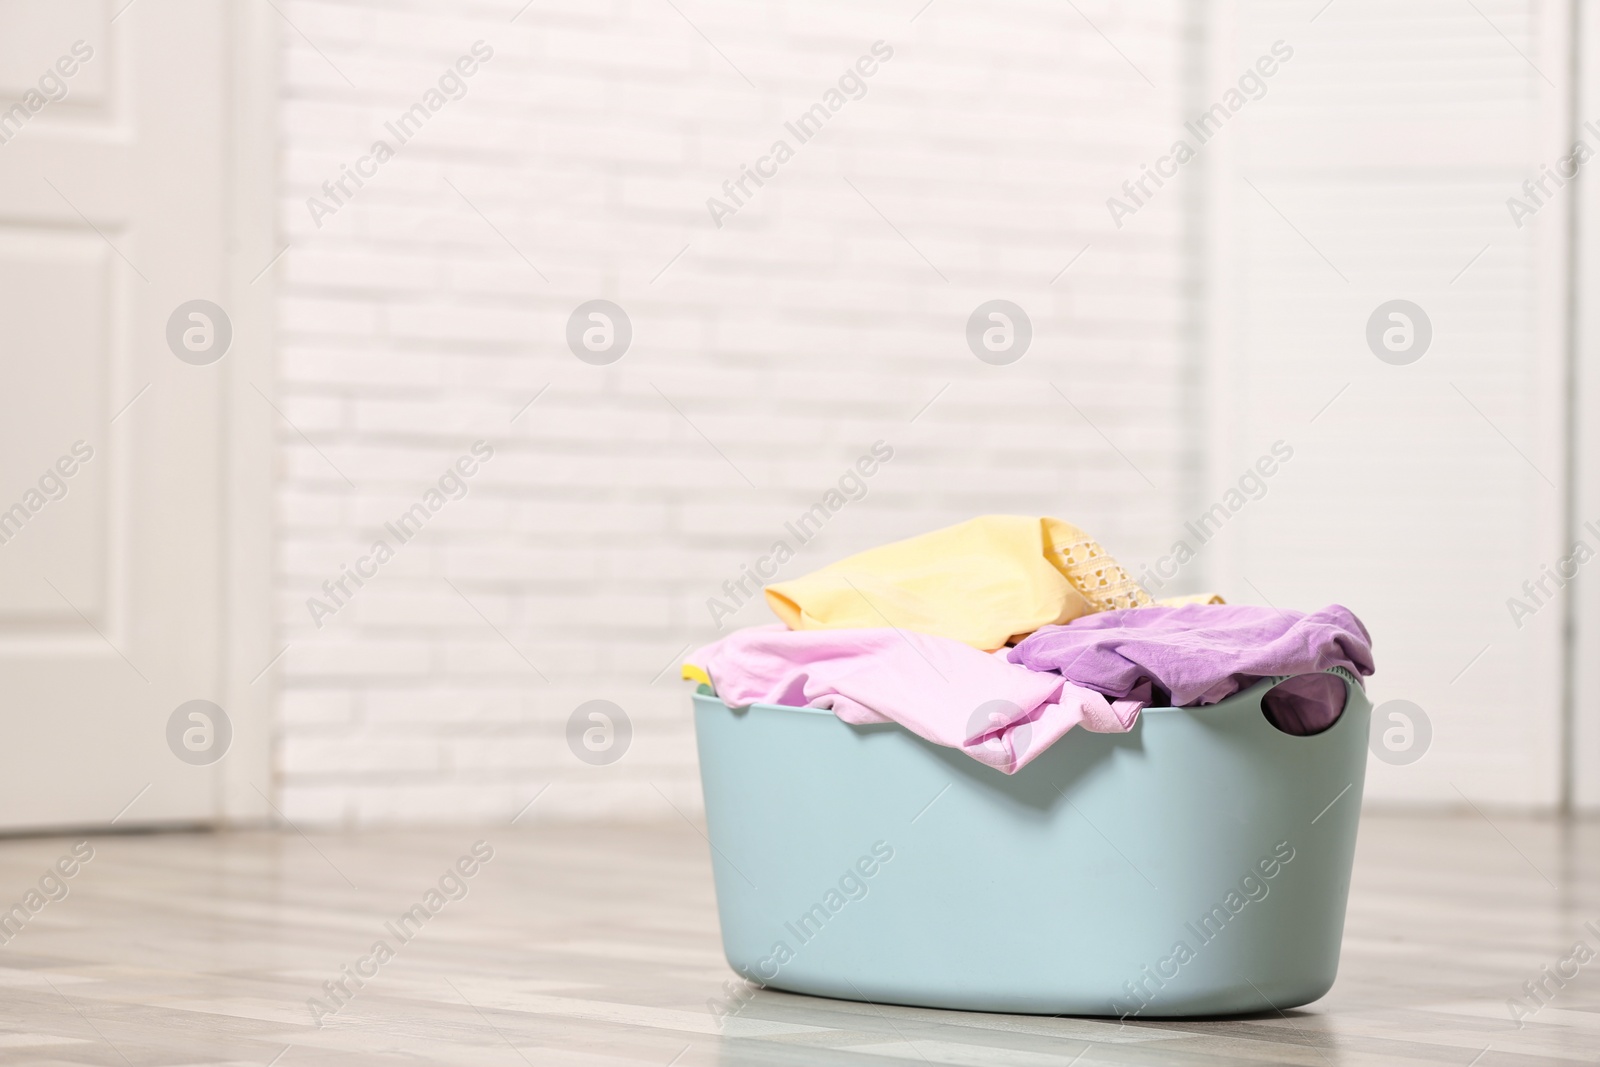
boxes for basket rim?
[692,666,1363,719]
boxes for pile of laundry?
[682,516,1374,774]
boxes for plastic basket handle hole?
[1260,674,1348,737]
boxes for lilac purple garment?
[688,625,1142,774]
[1008,603,1374,735]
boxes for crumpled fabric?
[762,515,1152,652]
[687,625,1142,773]
[1008,603,1373,734]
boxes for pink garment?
[688,625,1142,774]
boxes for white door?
[1198,2,1570,808]
[0,0,272,830]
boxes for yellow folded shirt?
[1156,592,1226,607]
[763,515,1152,651]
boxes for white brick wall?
[273,0,1200,824]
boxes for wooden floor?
[0,813,1595,1065]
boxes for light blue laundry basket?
[692,668,1369,1018]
